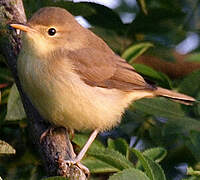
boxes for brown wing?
[67,48,154,91]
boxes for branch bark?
[0,1,87,179]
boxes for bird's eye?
[48,28,56,36]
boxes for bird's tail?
[154,87,196,105]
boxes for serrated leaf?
[136,147,167,169]
[82,157,119,173]
[144,156,166,180]
[143,147,167,163]
[42,177,68,180]
[122,43,153,63]
[72,133,105,151]
[88,148,134,171]
[131,148,166,180]
[5,84,26,121]
[134,97,185,119]
[109,168,150,180]
[131,148,154,180]
[0,140,16,154]
[107,138,129,157]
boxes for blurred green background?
[1,0,200,179]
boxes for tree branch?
[0,0,87,179]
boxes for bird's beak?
[10,24,36,33]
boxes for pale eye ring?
[48,28,56,36]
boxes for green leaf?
[147,47,176,62]
[42,177,68,180]
[121,43,153,63]
[142,147,167,163]
[1,88,10,105]
[131,148,154,180]
[82,157,119,173]
[107,138,129,157]
[5,84,26,121]
[132,64,172,88]
[144,156,166,180]
[163,117,200,138]
[131,148,166,180]
[136,148,167,171]
[109,168,150,180]
[178,70,200,97]
[134,98,185,119]
[72,133,105,151]
[185,53,200,62]
[186,130,200,161]
[187,167,200,176]
[87,148,134,171]
[0,67,13,84]
[0,139,16,154]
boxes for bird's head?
[11,7,87,56]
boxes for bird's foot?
[40,126,64,143]
[67,128,75,140]
[40,126,55,143]
[58,158,90,177]
[65,159,90,177]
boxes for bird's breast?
[17,49,153,131]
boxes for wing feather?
[66,48,155,91]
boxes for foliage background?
[1,0,200,179]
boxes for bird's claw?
[65,159,90,177]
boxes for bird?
[11,6,195,173]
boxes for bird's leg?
[56,129,99,177]
[66,129,99,165]
[75,129,99,162]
